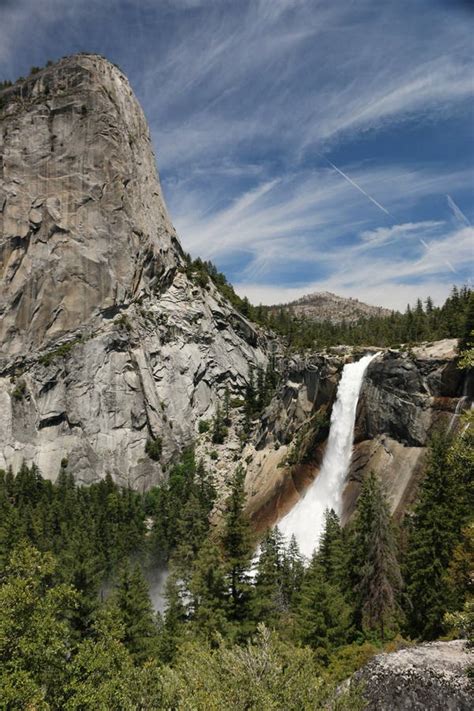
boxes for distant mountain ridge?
[273,291,393,324]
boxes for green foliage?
[189,538,229,640]
[286,410,330,466]
[145,435,163,461]
[161,625,365,710]
[318,509,347,589]
[0,543,79,709]
[11,379,27,401]
[294,557,353,662]
[221,466,255,634]
[211,403,228,444]
[198,418,210,433]
[147,449,216,569]
[405,428,474,639]
[350,472,403,640]
[112,561,160,663]
[39,338,82,366]
[252,528,287,627]
[115,313,132,331]
[0,414,471,706]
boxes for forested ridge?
[1,418,472,709]
[186,256,472,351]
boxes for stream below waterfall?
[278,352,379,558]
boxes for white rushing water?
[278,352,379,558]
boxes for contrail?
[419,237,457,274]
[319,154,459,275]
[447,194,471,227]
[320,155,392,217]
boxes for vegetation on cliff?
[187,255,472,351]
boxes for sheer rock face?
[0,54,182,358]
[343,338,468,520]
[0,55,266,487]
[353,640,472,710]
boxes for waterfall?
[447,377,472,434]
[278,352,379,558]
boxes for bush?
[12,380,26,401]
[199,420,210,434]
[145,436,162,462]
[115,314,131,332]
[209,450,218,461]
[38,338,81,366]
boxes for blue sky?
[1,0,473,309]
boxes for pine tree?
[221,466,255,634]
[406,431,473,639]
[317,508,346,589]
[223,386,231,426]
[112,561,159,664]
[294,557,352,662]
[281,534,305,608]
[0,542,78,709]
[158,570,187,663]
[63,602,141,709]
[189,538,229,639]
[350,472,402,640]
[253,528,285,627]
[211,403,227,444]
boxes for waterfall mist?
[279,352,379,558]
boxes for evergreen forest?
[1,418,472,709]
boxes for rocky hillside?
[242,339,471,529]
[273,291,392,323]
[0,54,266,487]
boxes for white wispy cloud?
[171,164,472,267]
[360,222,444,246]
[235,226,474,311]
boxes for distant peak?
[272,291,393,324]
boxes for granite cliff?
[0,54,266,488]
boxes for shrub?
[38,338,82,366]
[115,314,131,332]
[199,419,210,434]
[145,436,162,462]
[12,380,26,401]
[209,450,218,461]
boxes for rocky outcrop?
[244,352,343,530]
[244,340,469,530]
[353,640,473,710]
[343,339,469,520]
[273,291,392,324]
[0,55,266,487]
